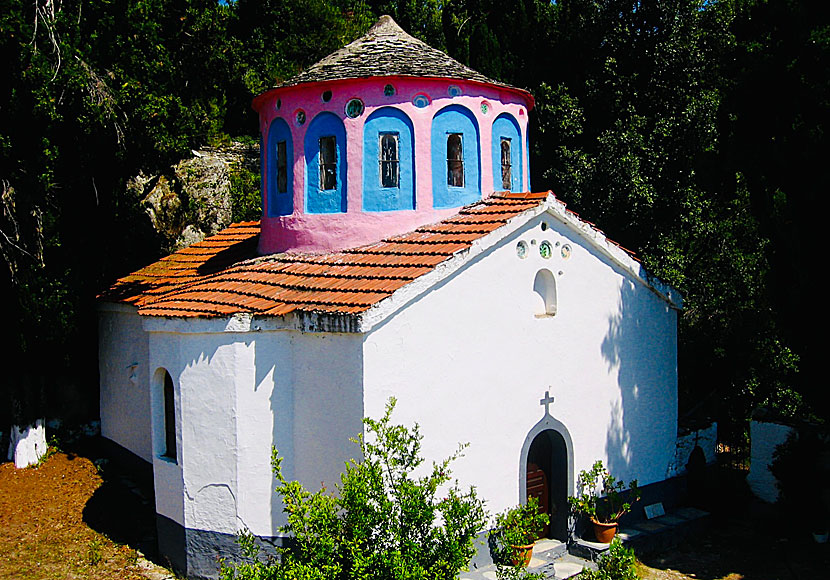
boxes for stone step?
[460,539,593,580]
[569,507,711,561]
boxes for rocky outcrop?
[128,141,260,251]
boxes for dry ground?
[0,450,150,579]
[1,443,828,580]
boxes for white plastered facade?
[99,198,680,546]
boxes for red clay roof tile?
[99,194,553,318]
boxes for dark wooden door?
[526,462,550,538]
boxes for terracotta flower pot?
[510,543,534,567]
[591,519,618,543]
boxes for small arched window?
[501,138,512,190]
[318,136,338,191]
[533,269,557,317]
[379,133,399,188]
[447,133,464,187]
[163,371,177,462]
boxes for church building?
[98,16,682,579]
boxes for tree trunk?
[7,419,47,468]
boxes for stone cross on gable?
[540,390,555,416]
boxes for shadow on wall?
[601,276,676,484]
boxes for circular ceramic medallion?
[384,84,396,96]
[540,240,552,259]
[448,85,462,97]
[516,241,528,259]
[480,101,490,115]
[561,244,572,260]
[295,109,306,125]
[412,93,430,108]
[345,98,364,118]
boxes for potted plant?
[568,460,640,543]
[489,497,550,567]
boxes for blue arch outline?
[492,113,523,193]
[431,104,480,208]
[363,107,415,211]
[267,117,293,216]
[304,112,347,214]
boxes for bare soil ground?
[1,442,828,580]
[0,450,150,579]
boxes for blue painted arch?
[267,117,293,216]
[492,113,523,193]
[362,107,415,211]
[431,105,480,208]
[304,112,347,213]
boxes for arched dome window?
[304,112,347,213]
[431,105,480,208]
[492,113,523,193]
[362,107,415,211]
[267,118,293,216]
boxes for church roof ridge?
[273,15,524,95]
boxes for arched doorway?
[526,430,568,540]
[519,408,574,543]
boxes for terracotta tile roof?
[99,192,549,319]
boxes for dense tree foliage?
[1,0,826,439]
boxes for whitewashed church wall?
[179,334,245,535]
[98,304,153,463]
[148,331,185,527]
[362,211,678,516]
[236,332,294,537]
[290,331,365,495]
[148,332,245,534]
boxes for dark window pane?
[501,138,512,190]
[319,136,337,190]
[163,372,176,461]
[447,133,464,187]
[276,140,287,193]
[380,133,399,188]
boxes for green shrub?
[579,538,638,580]
[220,398,487,580]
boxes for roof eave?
[251,75,534,113]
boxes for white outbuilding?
[98,16,682,579]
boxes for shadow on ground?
[638,466,830,580]
[67,436,163,567]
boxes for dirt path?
[0,450,170,580]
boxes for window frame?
[162,372,177,462]
[500,137,512,190]
[378,132,400,189]
[276,140,288,194]
[447,132,464,188]
[318,135,337,191]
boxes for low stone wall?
[746,420,794,503]
[6,419,47,468]
[666,422,718,478]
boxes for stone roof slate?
[278,15,518,91]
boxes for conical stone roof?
[279,15,518,91]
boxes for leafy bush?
[770,426,830,526]
[579,538,638,580]
[220,398,487,580]
[569,461,640,524]
[488,497,549,563]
